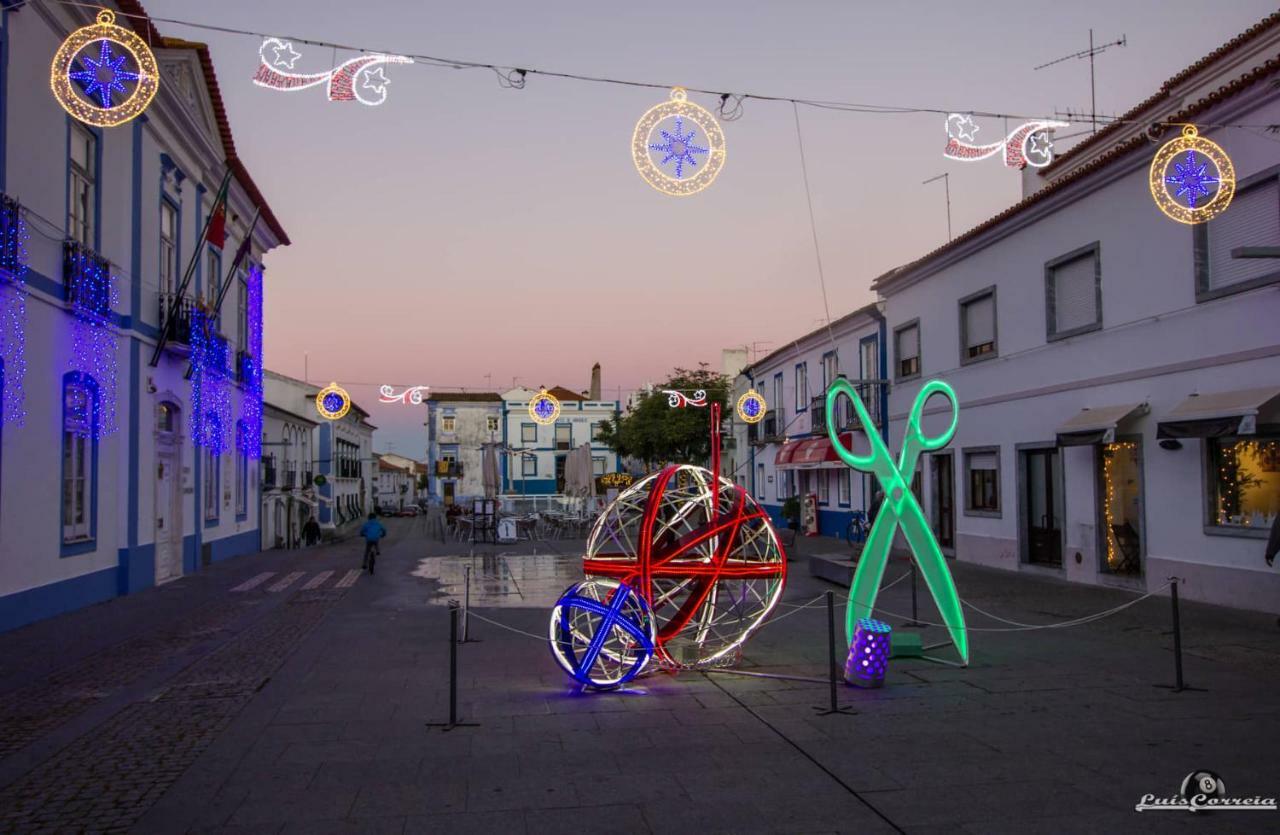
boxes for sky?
[145,0,1277,456]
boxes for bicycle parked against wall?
[845,510,869,552]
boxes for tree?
[598,365,729,469]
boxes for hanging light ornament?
[50,9,160,127]
[528,388,560,425]
[1148,125,1235,224]
[315,382,351,421]
[632,87,726,196]
[736,389,767,424]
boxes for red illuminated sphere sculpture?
[582,464,787,668]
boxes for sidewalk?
[1,522,1277,832]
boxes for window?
[1196,175,1280,299]
[592,456,606,476]
[1207,438,1279,532]
[960,288,997,363]
[157,401,176,434]
[521,423,537,443]
[964,447,1001,516]
[235,422,249,518]
[757,463,765,499]
[555,423,572,450]
[795,364,807,412]
[822,352,838,391]
[486,415,499,433]
[442,415,456,432]
[858,337,880,427]
[773,374,783,421]
[159,200,177,295]
[838,469,851,506]
[818,470,830,504]
[1046,244,1102,340]
[236,268,248,353]
[62,377,96,543]
[522,456,537,476]
[68,124,96,247]
[894,321,920,380]
[206,249,221,305]
[591,421,602,440]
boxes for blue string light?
[1164,149,1219,208]
[190,307,232,454]
[65,244,118,438]
[648,116,708,179]
[549,580,655,690]
[0,196,29,427]
[68,39,141,109]
[237,265,264,459]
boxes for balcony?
[283,468,297,490]
[303,470,314,488]
[262,456,278,488]
[810,395,827,435]
[0,194,20,276]
[436,461,464,478]
[749,411,781,446]
[236,349,257,384]
[829,381,887,432]
[63,242,112,322]
[158,292,194,347]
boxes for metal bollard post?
[1156,578,1205,694]
[814,590,856,716]
[908,558,921,627]
[426,601,479,730]
[462,565,471,643]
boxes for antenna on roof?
[922,172,951,242]
[1035,30,1127,135]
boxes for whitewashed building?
[374,452,424,511]
[870,16,1280,610]
[502,383,620,494]
[263,371,376,534]
[425,392,503,504]
[0,1,288,630]
[737,304,888,538]
[260,401,316,549]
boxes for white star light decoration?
[271,41,302,69]
[362,67,391,95]
[943,113,1067,169]
[252,38,413,106]
[632,88,726,196]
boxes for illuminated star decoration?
[1027,132,1053,160]
[1165,150,1219,208]
[533,397,555,420]
[649,117,708,179]
[948,113,979,142]
[271,41,301,69]
[68,39,140,109]
[362,67,390,94]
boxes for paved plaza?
[0,518,1277,833]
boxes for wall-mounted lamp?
[1158,439,1183,451]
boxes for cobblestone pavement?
[2,521,1279,833]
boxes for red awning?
[777,433,854,468]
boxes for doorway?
[153,401,183,584]
[1098,440,1144,576]
[1020,446,1062,567]
[443,481,455,505]
[931,452,955,551]
[555,455,567,493]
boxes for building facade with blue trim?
[0,1,288,632]
[501,385,620,495]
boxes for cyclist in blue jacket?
[359,513,386,574]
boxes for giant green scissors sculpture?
[825,378,969,665]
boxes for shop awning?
[1056,403,1148,446]
[774,440,800,467]
[777,433,855,468]
[1157,387,1280,439]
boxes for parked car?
[397,506,420,517]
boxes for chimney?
[589,363,601,401]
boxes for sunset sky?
[146,0,1276,455]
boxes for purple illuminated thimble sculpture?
[845,617,892,688]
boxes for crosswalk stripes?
[230,572,275,592]
[334,569,362,589]
[302,570,333,590]
[267,571,306,593]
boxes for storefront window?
[1100,442,1142,574]
[1209,438,1280,530]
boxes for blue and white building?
[502,384,621,494]
[0,1,288,630]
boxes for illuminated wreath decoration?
[583,464,786,668]
[50,10,160,128]
[315,382,351,421]
[736,389,767,424]
[549,579,655,690]
[632,87,727,196]
[528,388,560,425]
[1148,125,1235,225]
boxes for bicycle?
[845,511,869,552]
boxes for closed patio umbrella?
[482,443,500,498]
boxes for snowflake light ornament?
[50,10,159,127]
[1148,125,1235,224]
[632,88,726,196]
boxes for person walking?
[1266,514,1280,629]
[360,512,386,574]
[302,516,321,548]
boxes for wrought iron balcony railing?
[63,241,112,321]
[158,292,194,346]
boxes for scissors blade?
[895,496,969,665]
[846,502,898,644]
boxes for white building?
[737,305,887,538]
[868,18,1280,610]
[374,452,424,511]
[260,401,316,549]
[502,382,620,494]
[425,392,503,504]
[263,372,376,534]
[0,1,287,630]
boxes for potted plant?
[780,496,801,531]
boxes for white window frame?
[521,423,537,443]
[159,200,177,295]
[894,321,920,381]
[442,415,456,432]
[203,444,218,521]
[1045,243,1102,341]
[62,384,93,543]
[522,456,537,476]
[959,287,998,365]
[486,415,499,432]
[68,125,96,247]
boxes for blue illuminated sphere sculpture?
[549,579,655,690]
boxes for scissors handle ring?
[906,379,959,453]
[825,378,879,471]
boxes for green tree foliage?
[597,365,729,469]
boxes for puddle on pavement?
[412,552,583,607]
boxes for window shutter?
[898,326,919,360]
[968,452,997,472]
[965,295,995,348]
[1052,254,1097,333]
[1208,180,1279,289]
